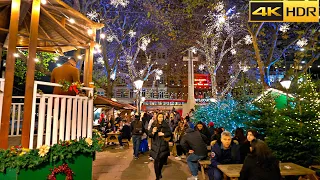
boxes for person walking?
[148,113,172,180]
[130,115,145,159]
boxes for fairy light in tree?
[230,49,237,55]
[279,23,290,33]
[100,33,106,39]
[106,35,114,42]
[296,38,308,47]
[139,37,151,51]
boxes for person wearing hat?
[208,122,215,137]
[51,57,80,95]
[130,115,146,159]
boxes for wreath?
[48,164,74,180]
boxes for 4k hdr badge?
[249,0,319,22]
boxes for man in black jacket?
[208,131,240,180]
[130,115,145,159]
[181,128,208,180]
[118,120,131,149]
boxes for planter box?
[0,153,93,180]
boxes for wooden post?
[0,0,21,149]
[88,40,94,85]
[83,48,89,86]
[21,0,41,148]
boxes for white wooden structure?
[0,79,94,149]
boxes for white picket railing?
[29,81,94,149]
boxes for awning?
[94,96,136,110]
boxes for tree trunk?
[210,72,217,99]
[252,36,269,89]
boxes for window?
[142,89,146,97]
[150,91,155,98]
[130,89,134,98]
[120,91,125,98]
[159,91,164,99]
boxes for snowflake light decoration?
[155,69,163,76]
[155,75,161,80]
[199,64,205,71]
[279,23,290,33]
[106,35,115,42]
[128,30,136,38]
[110,0,129,8]
[87,11,99,21]
[244,35,252,45]
[296,38,308,47]
[139,37,151,51]
[97,57,104,64]
[230,49,237,55]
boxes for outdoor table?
[217,163,316,180]
[106,132,121,144]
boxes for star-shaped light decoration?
[128,30,136,38]
[231,49,237,55]
[97,57,104,64]
[199,64,205,71]
[106,35,114,42]
[110,0,129,8]
[279,23,290,33]
[296,38,308,47]
[87,11,99,21]
[244,35,252,45]
[155,69,163,76]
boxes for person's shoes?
[134,156,139,160]
[175,156,182,161]
[181,155,186,159]
[149,157,154,161]
[187,176,198,180]
[119,146,124,149]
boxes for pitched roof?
[0,0,104,53]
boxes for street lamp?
[134,79,144,114]
[280,78,291,106]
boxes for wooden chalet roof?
[0,0,104,53]
[94,96,137,110]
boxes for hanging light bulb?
[68,18,75,24]
[87,29,93,35]
[41,0,47,5]
[34,58,39,62]
[94,43,101,49]
[100,33,106,39]
[13,53,19,58]
[77,55,83,60]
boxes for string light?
[34,58,39,62]
[41,0,47,5]
[53,57,58,61]
[87,29,93,35]
[13,53,19,58]
[77,55,83,60]
[68,18,75,24]
[100,33,106,39]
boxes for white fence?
[30,81,94,149]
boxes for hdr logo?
[249,0,319,22]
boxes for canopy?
[94,96,137,110]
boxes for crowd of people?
[98,109,281,180]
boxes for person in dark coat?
[131,115,145,159]
[118,120,131,148]
[241,129,259,163]
[208,131,241,180]
[208,122,215,137]
[148,113,172,180]
[180,128,208,180]
[239,139,281,180]
[233,128,247,163]
[195,121,211,145]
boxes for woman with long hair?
[194,121,211,144]
[149,113,172,180]
[239,139,281,180]
[173,121,188,160]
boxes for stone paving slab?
[93,145,209,180]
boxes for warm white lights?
[134,79,144,90]
[34,58,39,62]
[53,57,58,61]
[68,18,75,24]
[41,0,47,5]
[77,55,83,60]
[87,29,93,35]
[13,53,19,58]
[100,33,106,39]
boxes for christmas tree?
[194,95,257,133]
[249,74,320,166]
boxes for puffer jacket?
[148,121,172,159]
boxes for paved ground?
[92,144,208,180]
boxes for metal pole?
[137,90,141,115]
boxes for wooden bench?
[121,139,130,147]
[199,160,211,180]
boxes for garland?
[58,80,83,95]
[0,130,104,173]
[48,164,74,180]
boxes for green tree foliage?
[14,51,56,84]
[194,95,257,132]
[248,74,320,166]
